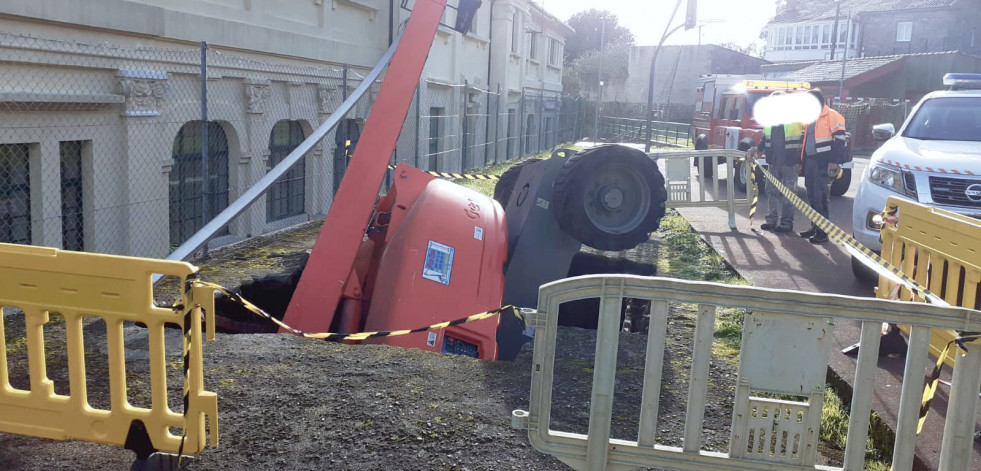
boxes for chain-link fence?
[0,31,587,259]
[0,31,380,259]
[832,98,911,150]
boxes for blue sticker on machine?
[423,240,454,285]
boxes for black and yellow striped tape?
[917,333,981,434]
[386,165,499,181]
[193,281,518,341]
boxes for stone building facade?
[0,0,570,258]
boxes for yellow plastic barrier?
[878,197,981,367]
[0,243,218,455]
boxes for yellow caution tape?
[192,280,519,341]
[386,164,500,181]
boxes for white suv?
[851,73,981,278]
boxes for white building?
[0,0,570,258]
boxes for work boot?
[809,232,829,244]
[799,228,816,239]
[773,225,792,233]
[761,223,777,231]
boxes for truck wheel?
[830,168,852,197]
[733,139,765,194]
[851,254,878,283]
[733,161,766,195]
[693,134,713,178]
[553,145,667,251]
[493,158,542,206]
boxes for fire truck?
[691,76,853,196]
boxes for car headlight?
[868,162,907,194]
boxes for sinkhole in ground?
[212,251,656,335]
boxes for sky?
[535,0,777,48]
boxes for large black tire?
[493,158,542,206]
[693,134,714,178]
[553,144,667,251]
[830,168,852,197]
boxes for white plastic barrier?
[512,275,981,471]
[652,149,756,230]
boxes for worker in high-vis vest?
[798,88,847,244]
[748,91,805,233]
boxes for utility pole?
[829,1,841,61]
[645,0,694,152]
[838,9,851,104]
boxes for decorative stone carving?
[317,85,337,114]
[245,81,271,114]
[118,70,168,117]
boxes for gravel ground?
[0,218,747,470]
[0,313,737,471]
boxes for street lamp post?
[644,0,692,152]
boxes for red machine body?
[361,165,507,360]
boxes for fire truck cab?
[691,76,852,196]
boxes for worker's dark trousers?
[803,158,833,235]
[765,163,798,228]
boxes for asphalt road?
[673,154,981,471]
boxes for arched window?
[169,121,229,247]
[0,143,31,244]
[267,120,306,222]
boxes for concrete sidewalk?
[674,158,980,471]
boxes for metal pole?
[518,89,525,156]
[414,81,421,168]
[483,83,491,167]
[462,80,469,170]
[838,10,850,103]
[495,83,502,163]
[829,1,841,61]
[645,0,685,153]
[199,41,209,257]
[595,20,605,142]
[538,90,544,152]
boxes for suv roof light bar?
[943,73,981,90]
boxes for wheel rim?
[581,162,651,235]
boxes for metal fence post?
[414,81,421,169]
[518,88,525,158]
[538,89,545,152]
[199,41,209,257]
[462,80,469,170]
[495,83,502,164]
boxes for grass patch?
[655,210,746,285]
[454,144,583,197]
[820,389,893,470]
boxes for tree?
[564,9,635,63]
